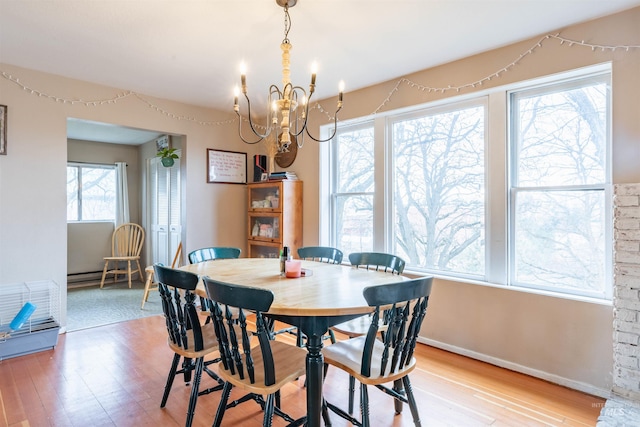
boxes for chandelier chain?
[283,5,291,44]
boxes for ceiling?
[2,0,640,143]
[66,118,164,145]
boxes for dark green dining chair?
[153,264,224,427]
[187,246,241,326]
[332,251,406,415]
[298,246,344,264]
[323,276,433,427]
[348,251,405,275]
[187,246,241,264]
[202,276,307,427]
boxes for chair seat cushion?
[331,315,387,338]
[323,336,416,385]
[167,325,219,359]
[216,340,307,395]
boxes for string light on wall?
[2,34,637,123]
[371,34,639,114]
[233,0,344,152]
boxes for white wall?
[0,65,257,327]
[67,222,113,275]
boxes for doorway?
[65,118,184,331]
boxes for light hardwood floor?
[0,315,605,426]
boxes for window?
[391,101,486,277]
[67,164,116,221]
[330,123,375,254]
[509,74,610,298]
[324,65,611,300]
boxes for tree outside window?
[392,103,486,277]
[326,66,611,300]
[332,125,375,254]
[510,76,609,297]
[67,164,116,222]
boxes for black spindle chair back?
[361,279,431,378]
[155,264,204,352]
[203,277,307,427]
[153,264,224,427]
[323,276,433,427]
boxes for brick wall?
[613,183,640,401]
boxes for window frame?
[385,97,489,279]
[328,119,377,252]
[321,63,612,302]
[507,72,612,299]
[67,162,117,223]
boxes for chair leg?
[360,383,370,427]
[100,261,109,288]
[185,357,204,427]
[328,329,336,344]
[161,353,181,407]
[348,375,356,415]
[127,260,133,288]
[263,393,275,427]
[213,382,232,427]
[141,270,154,309]
[402,376,422,427]
[183,357,193,385]
[393,378,405,414]
[135,260,144,284]
[321,398,333,427]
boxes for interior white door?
[148,153,181,266]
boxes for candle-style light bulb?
[240,62,247,93]
[310,61,317,85]
[338,80,345,102]
[233,86,239,110]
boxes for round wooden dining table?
[181,258,410,427]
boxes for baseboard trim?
[418,337,612,399]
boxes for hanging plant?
[157,147,179,167]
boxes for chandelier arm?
[303,103,343,143]
[269,85,284,98]
[289,104,310,139]
[236,111,265,144]
[287,85,309,139]
[238,93,272,143]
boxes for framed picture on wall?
[207,149,247,184]
[0,105,7,155]
[156,135,169,152]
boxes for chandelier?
[233,0,344,152]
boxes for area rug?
[66,281,163,332]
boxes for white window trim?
[320,62,613,302]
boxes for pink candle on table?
[285,260,302,278]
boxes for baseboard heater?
[67,271,104,283]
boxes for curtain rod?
[67,161,127,167]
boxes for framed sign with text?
[207,149,247,184]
